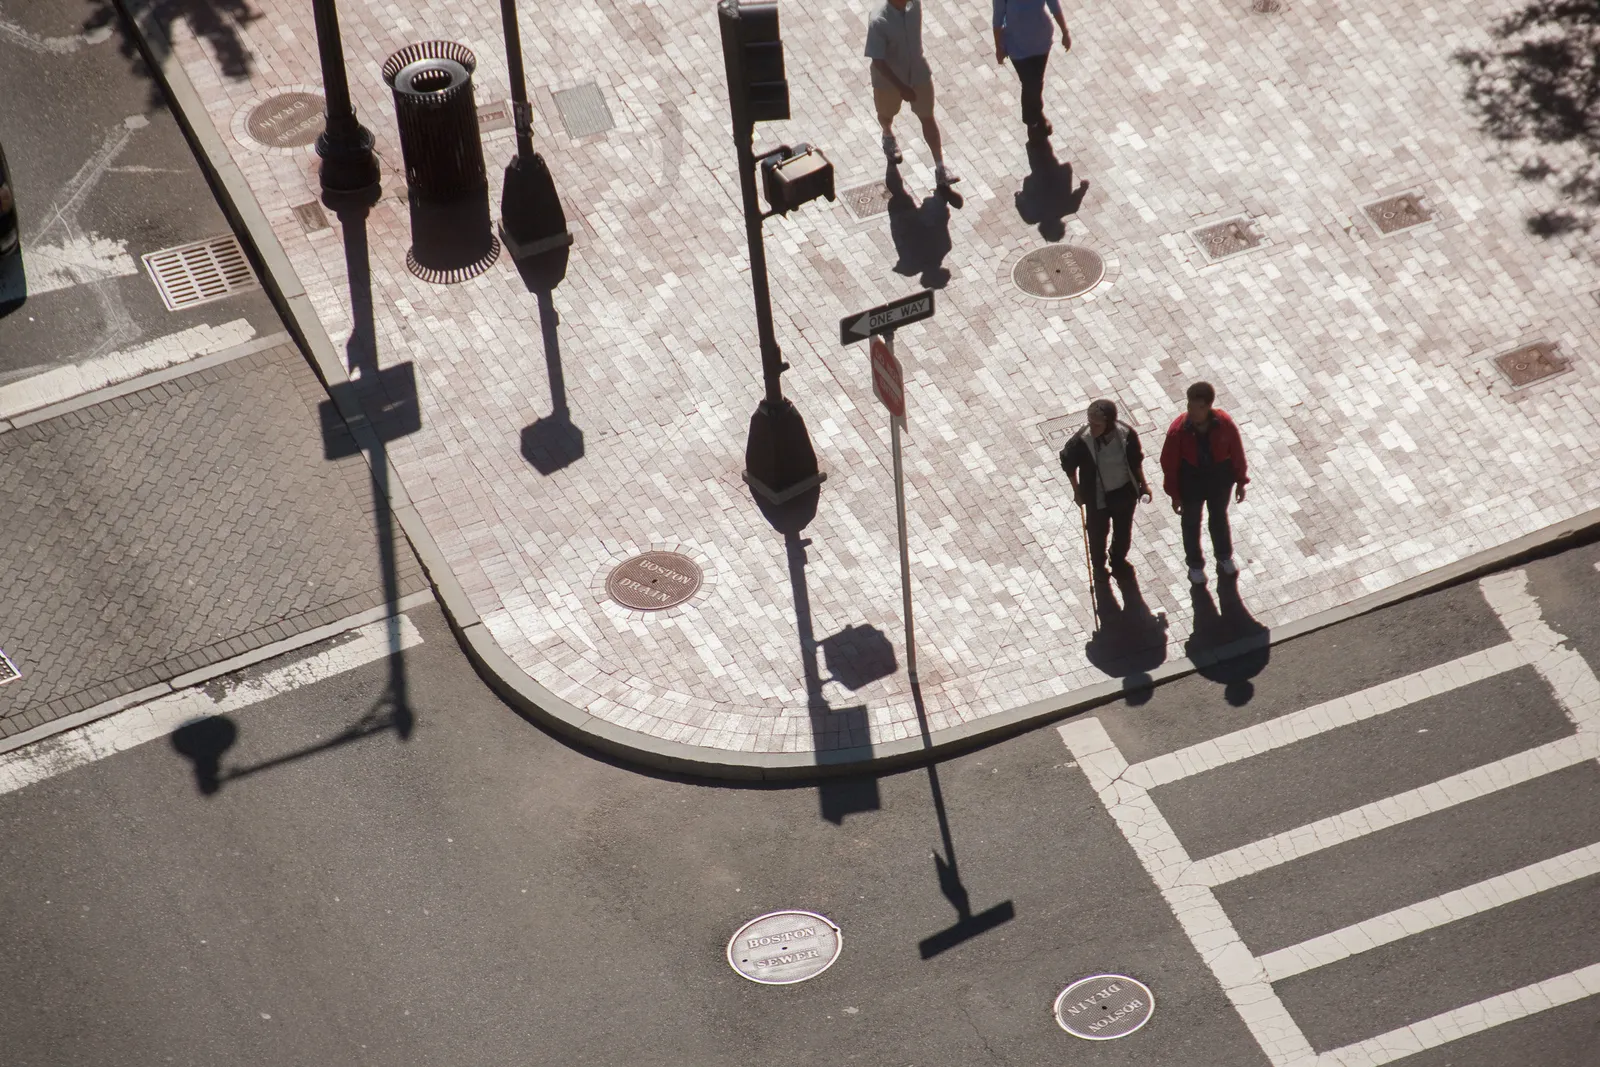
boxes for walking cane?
[1078,501,1100,634]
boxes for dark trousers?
[1181,482,1235,568]
[1013,51,1049,129]
[1085,485,1136,568]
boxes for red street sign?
[870,336,905,419]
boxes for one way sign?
[839,290,935,346]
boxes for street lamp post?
[498,0,573,260]
[311,0,379,197]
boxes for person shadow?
[1014,139,1089,241]
[1183,573,1270,706]
[1084,565,1169,704]
[884,164,953,289]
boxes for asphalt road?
[0,0,278,383]
[1,538,1598,1067]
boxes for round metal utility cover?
[246,93,325,148]
[727,910,842,985]
[1013,244,1104,299]
[606,551,703,610]
[1054,974,1154,1039]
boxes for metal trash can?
[381,41,486,202]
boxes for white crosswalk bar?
[1259,842,1600,983]
[1186,732,1600,888]
[1124,643,1523,790]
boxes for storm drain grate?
[552,82,614,139]
[0,648,18,686]
[1191,216,1262,263]
[1362,191,1433,235]
[841,181,892,220]
[1495,340,1569,387]
[142,234,259,311]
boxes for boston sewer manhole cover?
[605,551,703,610]
[1054,974,1154,1039]
[247,93,326,148]
[1013,245,1104,299]
[727,910,842,985]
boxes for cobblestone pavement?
[0,341,427,742]
[134,0,1600,755]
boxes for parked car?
[0,141,17,258]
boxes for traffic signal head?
[761,145,834,215]
[718,0,790,128]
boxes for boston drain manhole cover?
[1013,245,1104,299]
[247,93,325,148]
[727,910,842,984]
[1054,974,1154,1039]
[606,551,703,610]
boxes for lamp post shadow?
[515,246,584,475]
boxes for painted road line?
[1058,717,1321,1066]
[1187,732,1600,888]
[1259,841,1600,983]
[0,615,422,796]
[1125,642,1522,790]
[1318,961,1600,1067]
[1479,570,1600,737]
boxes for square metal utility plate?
[1191,216,1263,263]
[552,82,614,139]
[1361,191,1434,235]
[292,201,329,234]
[841,181,892,220]
[1494,341,1569,387]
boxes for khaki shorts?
[873,76,936,123]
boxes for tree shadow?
[884,164,953,290]
[516,245,585,475]
[1084,566,1169,704]
[1455,0,1600,236]
[1014,139,1090,242]
[85,0,262,110]
[1183,574,1269,706]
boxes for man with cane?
[1061,399,1153,607]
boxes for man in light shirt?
[864,0,961,188]
[992,0,1071,142]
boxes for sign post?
[871,333,916,684]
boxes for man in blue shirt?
[992,0,1071,141]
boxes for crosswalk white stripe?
[1315,961,1600,1067]
[0,616,423,796]
[1259,842,1600,983]
[1479,570,1600,737]
[1186,733,1600,888]
[1125,642,1523,790]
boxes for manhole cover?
[1362,192,1433,234]
[246,92,326,148]
[1495,341,1569,387]
[727,910,842,985]
[0,648,18,686]
[141,235,260,311]
[1191,216,1261,262]
[292,201,330,234]
[842,181,892,220]
[552,81,614,139]
[606,551,703,610]
[1013,245,1104,298]
[1054,974,1154,1039]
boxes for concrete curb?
[114,0,1600,781]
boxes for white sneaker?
[882,134,902,164]
[1218,557,1238,576]
[934,162,962,187]
[1189,566,1207,585]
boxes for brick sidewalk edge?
[115,0,1600,781]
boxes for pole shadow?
[1183,573,1269,706]
[1084,565,1169,705]
[1014,139,1090,242]
[169,698,412,795]
[884,164,953,290]
[515,245,584,475]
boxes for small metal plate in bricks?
[1495,341,1569,387]
[1251,0,1282,12]
[841,181,892,220]
[1362,191,1433,235]
[552,82,614,139]
[727,910,842,985]
[246,92,325,148]
[1013,245,1105,299]
[606,551,703,610]
[1191,217,1262,262]
[292,201,330,234]
[1054,974,1154,1040]
[142,235,260,312]
[477,100,513,133]
[0,648,19,686]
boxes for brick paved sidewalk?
[131,0,1600,760]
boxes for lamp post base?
[743,398,825,504]
[498,152,573,261]
[316,126,380,198]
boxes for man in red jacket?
[1159,381,1249,585]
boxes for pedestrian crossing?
[1058,569,1600,1066]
